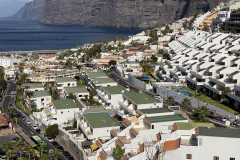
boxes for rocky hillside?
[14,0,227,28]
[11,0,45,20]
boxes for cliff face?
[12,0,45,20]
[40,0,227,28]
[14,0,227,28]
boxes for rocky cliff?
[14,0,227,28]
[12,0,45,20]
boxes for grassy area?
[179,86,239,115]
[16,95,30,115]
[69,131,79,134]
[77,80,86,85]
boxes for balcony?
[97,92,110,104]
[78,120,93,139]
[118,100,135,116]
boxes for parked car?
[35,129,41,134]
[58,146,64,152]
[52,142,59,148]
[47,137,53,142]
[32,125,38,130]
[12,137,19,143]
[26,120,31,125]
[63,151,70,158]
[21,116,26,121]
[68,156,74,160]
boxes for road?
[2,81,66,160]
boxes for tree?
[68,93,76,100]
[162,52,171,60]
[25,91,33,114]
[112,145,125,160]
[166,96,175,106]
[182,98,191,119]
[190,106,209,123]
[6,149,15,160]
[151,55,158,63]
[46,124,59,138]
[0,67,6,91]
[16,140,25,158]
[108,60,117,67]
[39,153,49,160]
[2,142,14,160]
[7,107,14,120]
[26,146,35,160]
[50,149,63,160]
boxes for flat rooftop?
[123,91,160,105]
[92,77,116,84]
[84,113,120,128]
[56,77,76,83]
[52,99,78,110]
[146,114,185,123]
[65,87,88,94]
[23,83,43,89]
[138,107,172,114]
[32,90,50,98]
[102,86,125,95]
[175,122,215,130]
[199,127,240,138]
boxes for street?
[2,81,66,160]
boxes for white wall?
[164,136,240,160]
[91,126,120,140]
[32,96,51,109]
[54,108,79,124]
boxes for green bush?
[46,124,59,138]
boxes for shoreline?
[0,49,66,56]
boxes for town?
[0,1,240,160]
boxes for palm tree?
[7,107,14,119]
[25,91,34,114]
[49,82,55,98]
[182,98,191,119]
[16,140,25,157]
[37,145,43,158]
[2,142,14,154]
[17,89,24,106]
[26,146,35,160]
[39,153,49,160]
[6,149,15,160]
[50,149,63,160]
[166,96,175,106]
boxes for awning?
[90,143,98,151]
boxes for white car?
[26,120,31,125]
[32,125,38,130]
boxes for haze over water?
[0,19,140,52]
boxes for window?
[213,156,219,160]
[186,154,192,159]
[61,111,63,114]
[230,158,235,160]
[152,125,154,129]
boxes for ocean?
[0,18,141,52]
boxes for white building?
[62,86,89,99]
[55,77,77,90]
[26,90,51,110]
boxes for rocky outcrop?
[14,0,227,28]
[40,0,227,28]
[12,0,45,20]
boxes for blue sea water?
[0,18,141,52]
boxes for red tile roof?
[129,128,138,137]
[99,151,107,160]
[115,139,124,148]
[96,140,102,148]
[123,119,131,127]
[110,130,117,137]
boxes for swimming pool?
[178,90,190,96]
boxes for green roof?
[92,78,116,84]
[52,99,79,110]
[87,72,108,78]
[175,122,215,130]
[23,83,43,89]
[102,86,125,95]
[56,77,76,83]
[84,113,120,128]
[199,127,240,138]
[146,114,186,123]
[32,91,50,98]
[139,107,172,114]
[123,91,160,105]
[65,87,89,94]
